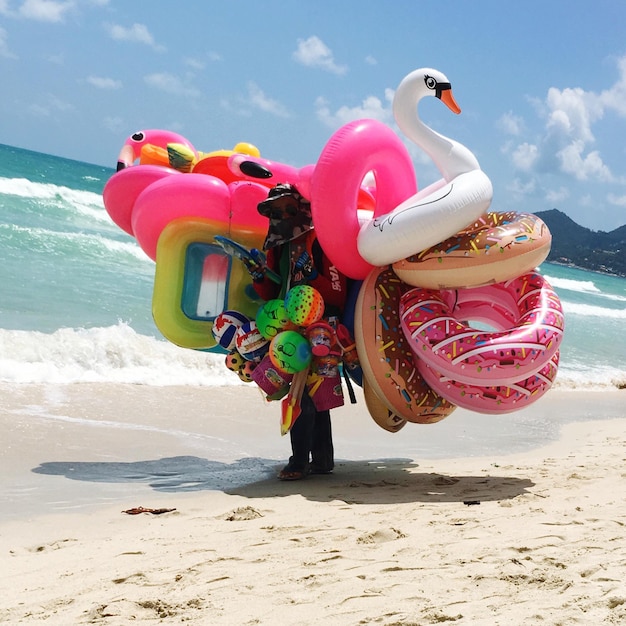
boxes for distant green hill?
[535,209,626,277]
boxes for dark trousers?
[288,391,334,472]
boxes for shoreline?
[1,383,624,523]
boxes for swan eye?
[130,131,145,142]
[424,75,437,91]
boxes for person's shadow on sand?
[32,456,534,505]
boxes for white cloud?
[546,186,570,204]
[0,25,17,58]
[497,111,523,135]
[508,55,626,184]
[507,177,536,196]
[316,88,393,128]
[144,72,199,98]
[247,81,290,118]
[19,0,74,22]
[87,75,121,89]
[28,93,74,117]
[546,86,601,144]
[606,192,626,207]
[105,22,165,52]
[184,57,205,71]
[599,55,626,116]
[365,55,377,66]
[557,141,612,182]
[511,142,539,171]
[293,36,347,76]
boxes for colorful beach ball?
[225,348,256,383]
[285,285,324,327]
[269,330,312,374]
[256,299,294,339]
[235,321,269,362]
[212,310,250,350]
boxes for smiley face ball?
[255,299,294,339]
[285,285,324,327]
[269,330,312,374]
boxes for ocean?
[1,142,625,392]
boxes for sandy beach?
[1,383,625,624]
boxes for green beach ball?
[269,330,312,374]
[256,299,294,339]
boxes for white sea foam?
[0,324,239,386]
[544,275,600,294]
[561,300,626,319]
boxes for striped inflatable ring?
[399,272,564,386]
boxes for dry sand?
[1,383,625,624]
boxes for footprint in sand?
[220,506,264,521]
[356,528,406,544]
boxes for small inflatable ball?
[212,310,250,350]
[285,285,324,327]
[269,330,312,374]
[225,348,256,383]
[256,299,294,339]
[235,321,269,362]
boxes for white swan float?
[357,68,493,266]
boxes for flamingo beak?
[440,88,461,115]
[116,144,136,170]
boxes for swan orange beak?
[440,89,461,115]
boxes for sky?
[1,0,626,232]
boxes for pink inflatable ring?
[399,272,564,386]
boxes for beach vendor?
[250,184,349,481]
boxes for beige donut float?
[354,266,456,424]
[392,211,551,289]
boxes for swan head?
[395,68,461,115]
[422,69,460,114]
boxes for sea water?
[1,142,625,390]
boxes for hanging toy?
[235,321,270,362]
[284,285,324,327]
[211,310,250,351]
[255,299,295,339]
[269,330,312,373]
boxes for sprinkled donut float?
[419,353,560,414]
[354,266,456,424]
[392,211,552,289]
[399,271,565,387]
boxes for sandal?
[278,466,307,481]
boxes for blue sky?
[1,0,625,232]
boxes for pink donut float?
[399,272,564,386]
[420,353,560,414]
[310,119,417,279]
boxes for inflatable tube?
[362,375,407,433]
[103,165,180,235]
[392,211,552,289]
[116,129,196,171]
[354,266,456,424]
[131,175,270,261]
[152,217,266,350]
[310,119,417,279]
[419,353,559,415]
[399,272,564,386]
